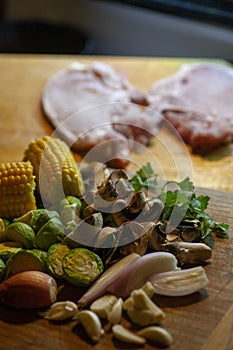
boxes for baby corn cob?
[0,161,37,219]
[23,136,84,206]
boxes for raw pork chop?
[42,61,161,168]
[148,63,233,154]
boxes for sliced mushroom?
[179,219,201,242]
[161,241,212,266]
[85,213,103,228]
[141,198,164,222]
[93,179,118,210]
[64,214,103,248]
[117,222,150,256]
[97,179,118,202]
[146,221,167,251]
[94,226,117,249]
[125,192,147,215]
[115,178,134,200]
[108,169,130,183]
[166,219,201,242]
[82,204,98,219]
[112,199,129,227]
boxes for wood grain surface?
[0,54,232,350]
[0,188,232,350]
[0,54,232,193]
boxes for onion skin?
[0,271,57,308]
[106,252,178,298]
[77,253,140,308]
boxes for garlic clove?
[77,310,104,342]
[127,308,162,327]
[90,294,117,318]
[40,301,78,321]
[0,271,57,308]
[131,289,165,323]
[107,297,123,325]
[138,326,173,347]
[141,281,155,298]
[112,324,146,345]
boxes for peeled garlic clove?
[131,289,165,323]
[40,301,78,321]
[108,297,123,325]
[90,294,117,318]
[127,307,162,327]
[138,326,173,347]
[141,281,155,298]
[112,324,146,345]
[77,310,104,342]
[0,271,57,308]
[123,296,135,310]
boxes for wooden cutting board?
[0,54,232,349]
[0,188,232,350]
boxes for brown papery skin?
[0,271,57,309]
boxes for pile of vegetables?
[0,136,229,348]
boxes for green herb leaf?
[131,163,229,247]
[130,162,158,192]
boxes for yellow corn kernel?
[0,161,37,219]
[23,136,84,206]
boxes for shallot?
[77,252,178,308]
[149,266,208,296]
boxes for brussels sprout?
[0,241,22,261]
[32,249,48,265]
[62,248,104,287]
[6,222,35,249]
[0,218,10,242]
[59,196,82,226]
[34,218,64,251]
[0,258,5,282]
[46,243,70,278]
[33,210,61,232]
[5,249,44,278]
[14,209,44,227]
[60,205,77,225]
[60,196,82,210]
[14,209,61,232]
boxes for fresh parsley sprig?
[130,163,229,247]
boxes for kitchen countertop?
[0,54,232,350]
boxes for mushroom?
[105,221,162,266]
[93,179,118,210]
[108,169,130,183]
[64,214,103,248]
[146,221,167,251]
[140,198,164,222]
[82,204,98,219]
[161,241,212,266]
[178,219,201,242]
